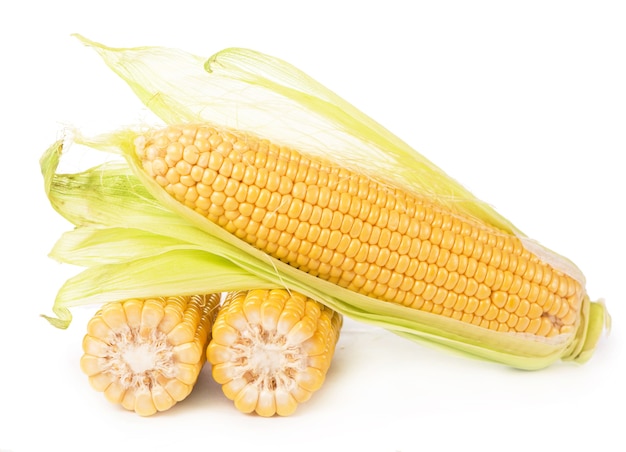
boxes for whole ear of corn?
[81,294,220,416]
[207,289,342,417]
[135,122,584,345]
[42,37,609,371]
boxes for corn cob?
[207,289,342,416]
[80,293,220,416]
[134,124,585,340]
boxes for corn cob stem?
[80,294,220,416]
[207,289,342,416]
[135,124,585,340]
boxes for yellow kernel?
[417,239,431,262]
[474,263,487,283]
[165,168,180,184]
[475,284,491,300]
[475,298,490,317]
[504,295,520,313]
[208,151,224,171]
[557,276,570,298]
[183,145,199,165]
[443,292,457,309]
[440,230,455,250]
[211,191,226,206]
[422,283,438,301]
[556,300,570,318]
[460,312,473,324]
[435,248,451,268]
[484,266,497,286]
[500,271,514,291]
[514,316,530,332]
[184,186,198,203]
[434,268,449,286]
[452,275,468,294]
[151,158,168,177]
[561,310,577,326]
[506,313,519,328]
[464,278,479,297]
[444,272,459,291]
[509,275,523,295]
[515,299,530,318]
[430,228,443,246]
[453,294,468,312]
[424,264,438,283]
[547,297,562,316]
[180,175,196,187]
[465,297,479,314]
[231,162,246,181]
[496,309,509,324]
[190,165,204,182]
[537,317,553,336]
[484,305,499,321]
[171,183,187,198]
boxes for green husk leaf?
[50,226,195,266]
[53,250,275,310]
[41,139,173,229]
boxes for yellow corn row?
[80,294,220,416]
[135,124,584,339]
[207,289,342,417]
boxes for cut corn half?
[81,294,220,416]
[207,289,342,417]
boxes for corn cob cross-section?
[207,289,342,416]
[135,124,586,341]
[80,294,220,416]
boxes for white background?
[1,1,624,451]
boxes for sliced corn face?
[207,289,342,416]
[80,294,220,416]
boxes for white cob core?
[102,327,176,390]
